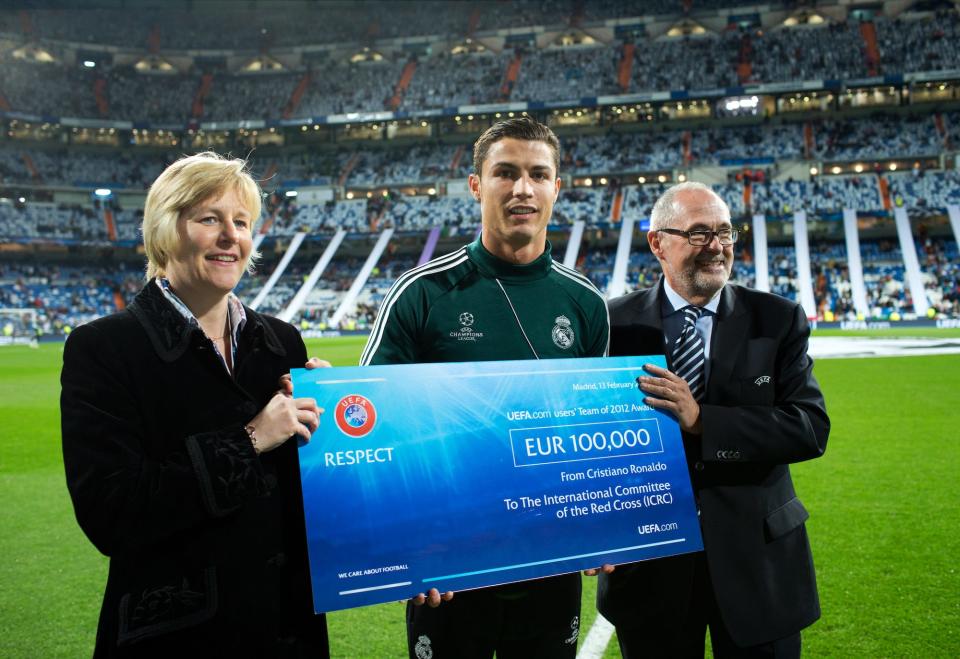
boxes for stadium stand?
[0,201,108,242]
[1,111,949,193]
[887,170,960,210]
[917,237,960,316]
[2,1,960,335]
[0,262,142,335]
[510,46,621,102]
[400,52,513,110]
[749,21,870,83]
[768,245,799,302]
[750,176,885,216]
[876,11,960,75]
[0,2,794,52]
[7,6,960,123]
[813,115,943,161]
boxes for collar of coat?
[617,280,741,329]
[126,279,287,363]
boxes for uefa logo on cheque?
[335,394,377,438]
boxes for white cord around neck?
[495,278,539,360]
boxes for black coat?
[61,281,329,658]
[597,283,830,648]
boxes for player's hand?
[637,363,703,434]
[583,564,616,576]
[410,588,454,607]
[279,357,332,396]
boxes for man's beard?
[675,257,731,298]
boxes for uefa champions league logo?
[564,615,580,645]
[335,394,377,437]
[450,311,484,342]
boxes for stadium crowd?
[0,112,953,191]
[2,4,959,336]
[0,262,142,336]
[1,10,959,122]
[4,168,960,244]
[11,228,955,335]
[0,1,645,51]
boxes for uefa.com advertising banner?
[292,356,703,613]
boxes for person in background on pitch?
[598,181,830,658]
[61,152,330,658]
[361,116,610,659]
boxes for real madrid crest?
[552,315,574,349]
[414,635,433,659]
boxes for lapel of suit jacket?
[633,284,664,332]
[610,282,666,357]
[706,284,749,401]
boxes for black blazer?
[61,281,328,658]
[597,282,830,648]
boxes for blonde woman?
[61,152,329,657]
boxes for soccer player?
[361,116,609,658]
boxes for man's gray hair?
[649,181,729,230]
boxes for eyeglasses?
[658,227,739,246]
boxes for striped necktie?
[672,306,706,401]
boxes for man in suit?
[598,182,830,658]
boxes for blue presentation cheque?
[293,355,703,614]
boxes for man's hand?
[583,564,616,576]
[638,363,702,434]
[410,588,454,607]
[279,357,332,396]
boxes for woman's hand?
[279,357,332,396]
[247,393,322,453]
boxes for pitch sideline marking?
[577,612,615,659]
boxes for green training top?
[361,237,609,366]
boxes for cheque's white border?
[311,377,388,385]
[421,538,686,583]
[339,581,413,596]
[437,366,645,379]
[310,365,647,386]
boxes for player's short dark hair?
[472,116,560,178]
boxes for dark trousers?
[615,554,801,659]
[406,574,581,659]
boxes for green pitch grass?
[811,327,960,339]
[1,338,957,657]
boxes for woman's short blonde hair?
[143,152,263,280]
